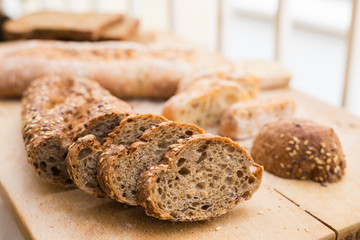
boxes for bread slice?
[67,114,168,196]
[0,40,193,99]
[177,65,259,98]
[220,97,295,140]
[162,80,249,128]
[137,134,263,221]
[100,16,139,40]
[235,60,292,89]
[4,11,123,40]
[97,122,205,205]
[22,75,135,187]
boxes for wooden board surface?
[0,99,334,240]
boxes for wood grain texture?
[0,99,334,240]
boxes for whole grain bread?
[67,114,168,197]
[97,121,205,205]
[162,80,249,128]
[22,75,135,187]
[251,118,346,183]
[220,97,295,140]
[137,134,263,221]
[4,11,124,40]
[0,40,193,99]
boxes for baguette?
[97,121,205,205]
[0,40,193,99]
[22,75,135,187]
[251,118,346,182]
[137,134,263,221]
[220,97,295,140]
[67,114,168,197]
[4,11,123,40]
[162,80,249,128]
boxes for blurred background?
[0,0,358,239]
[2,0,359,116]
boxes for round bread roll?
[251,118,345,183]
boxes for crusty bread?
[22,75,135,187]
[235,60,292,90]
[251,118,346,183]
[162,80,249,128]
[97,121,205,205]
[4,11,123,40]
[67,114,168,196]
[177,66,259,98]
[220,97,295,140]
[137,134,263,221]
[100,16,139,40]
[0,40,193,99]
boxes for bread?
[67,114,168,197]
[4,11,123,41]
[22,75,135,187]
[97,122,205,205]
[137,134,263,221]
[100,16,139,40]
[251,118,346,182]
[0,40,193,99]
[220,97,295,140]
[162,80,249,128]
[235,60,292,89]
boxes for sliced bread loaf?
[162,80,249,128]
[97,122,205,205]
[137,134,263,221]
[67,114,168,196]
[22,75,134,187]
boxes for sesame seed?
[306,151,312,155]
[309,155,314,160]
[295,145,300,151]
[292,150,297,155]
[320,148,325,154]
[286,172,290,175]
[319,177,324,181]
[147,197,152,201]
[280,134,284,138]
[298,168,303,173]
[317,166,324,170]
[315,159,324,165]
[311,164,315,169]
[326,165,330,171]
[280,163,285,168]
[320,142,326,148]
[286,164,291,168]
[305,227,309,232]
[257,210,264,215]
[304,140,308,146]
[308,147,315,151]
[326,159,332,164]
[293,137,299,142]
[215,227,221,231]
[285,147,292,151]
[288,140,295,145]
[326,152,331,157]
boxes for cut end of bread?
[137,134,262,221]
[66,134,106,197]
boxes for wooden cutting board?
[0,34,359,240]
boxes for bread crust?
[220,97,295,140]
[137,134,263,221]
[251,118,346,182]
[0,40,193,99]
[22,75,134,187]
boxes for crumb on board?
[215,227,221,231]
[305,227,309,232]
[257,210,264,215]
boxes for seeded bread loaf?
[97,122,205,205]
[162,80,249,128]
[22,75,135,187]
[251,118,346,183]
[220,97,295,140]
[4,11,124,41]
[67,114,168,196]
[0,40,193,98]
[137,134,263,221]
[177,66,259,98]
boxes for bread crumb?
[297,228,300,231]
[283,226,287,230]
[257,210,264,215]
[215,227,221,231]
[305,227,309,232]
